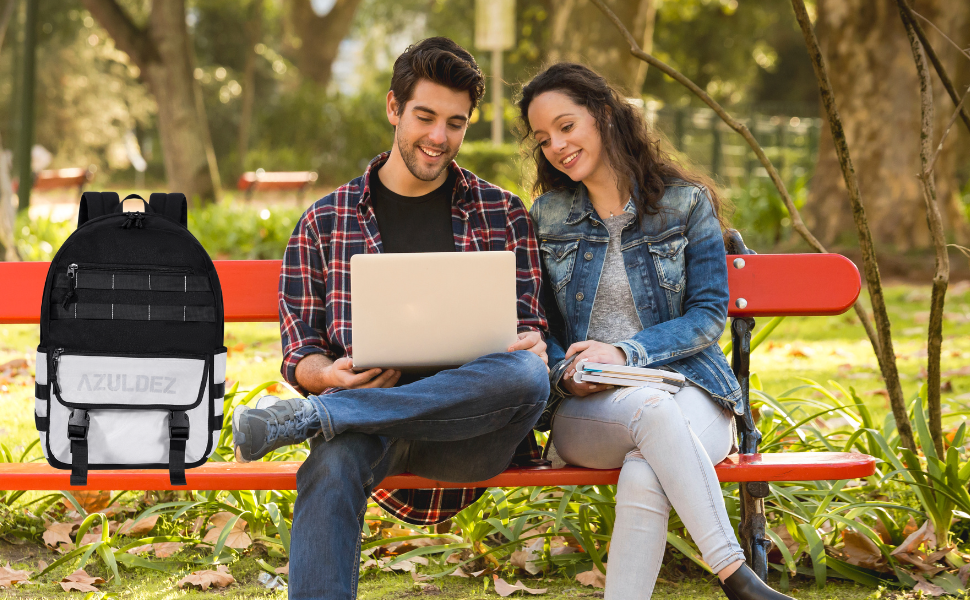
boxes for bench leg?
[739,480,771,582]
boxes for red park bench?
[0,251,874,581]
[236,170,318,200]
[12,167,97,194]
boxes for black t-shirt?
[369,166,456,254]
[368,166,457,385]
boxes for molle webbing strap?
[169,411,190,486]
[149,193,188,228]
[54,272,212,292]
[78,192,121,227]
[52,303,216,322]
[67,409,89,486]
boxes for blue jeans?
[289,351,549,600]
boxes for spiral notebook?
[572,362,686,394]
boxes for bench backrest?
[0,254,860,325]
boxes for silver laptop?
[350,251,518,371]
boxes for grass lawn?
[1,282,968,598]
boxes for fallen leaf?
[865,389,890,399]
[60,581,100,592]
[59,568,105,592]
[449,566,470,578]
[771,525,799,557]
[893,520,937,555]
[36,560,48,572]
[842,529,887,571]
[275,563,289,575]
[43,522,75,551]
[411,571,433,583]
[493,575,547,596]
[127,544,152,555]
[177,565,235,590]
[511,538,544,575]
[152,542,184,557]
[202,512,252,549]
[787,345,816,358]
[912,573,946,596]
[117,514,159,536]
[575,564,607,588]
[0,563,33,589]
[959,563,970,587]
[65,490,112,513]
[943,365,970,377]
[0,358,28,376]
[79,532,101,546]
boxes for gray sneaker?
[232,395,320,463]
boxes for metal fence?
[641,102,822,188]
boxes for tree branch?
[900,4,950,459]
[789,0,915,451]
[928,84,970,174]
[895,0,970,137]
[79,0,159,70]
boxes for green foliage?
[15,212,74,261]
[456,141,528,200]
[729,175,808,249]
[187,201,305,260]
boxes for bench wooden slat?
[237,171,318,192]
[0,453,875,491]
[0,255,860,325]
[13,168,94,193]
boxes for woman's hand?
[560,341,627,397]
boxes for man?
[231,37,550,599]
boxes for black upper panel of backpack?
[40,192,225,356]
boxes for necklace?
[606,197,631,217]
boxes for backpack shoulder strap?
[78,191,121,227]
[149,193,188,228]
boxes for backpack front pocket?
[50,350,208,410]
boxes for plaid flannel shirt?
[279,152,547,525]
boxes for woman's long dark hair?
[517,63,731,230]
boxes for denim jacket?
[530,180,743,420]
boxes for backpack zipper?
[73,263,193,274]
[62,264,78,308]
[50,348,64,397]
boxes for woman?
[518,63,794,600]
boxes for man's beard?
[396,126,457,182]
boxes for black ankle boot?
[718,564,795,600]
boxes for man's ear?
[387,91,401,127]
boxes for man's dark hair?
[390,37,485,115]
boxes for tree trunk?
[238,0,262,172]
[0,131,18,261]
[81,0,219,203]
[808,0,969,250]
[546,0,644,93]
[284,0,363,88]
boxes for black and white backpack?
[35,192,227,486]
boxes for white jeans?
[552,384,746,599]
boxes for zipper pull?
[62,264,78,308]
[122,212,146,229]
[50,348,64,397]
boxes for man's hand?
[325,357,401,389]
[560,341,627,397]
[296,354,400,393]
[507,331,548,366]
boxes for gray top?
[586,213,643,346]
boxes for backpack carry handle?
[121,193,150,213]
[149,193,188,228]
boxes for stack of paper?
[572,362,686,394]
